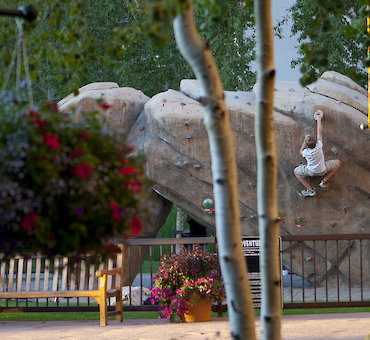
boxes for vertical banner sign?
[241,236,282,309]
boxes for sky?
[272,0,301,82]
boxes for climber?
[294,110,341,197]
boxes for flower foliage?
[150,246,225,321]
[0,101,149,256]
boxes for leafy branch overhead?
[290,0,369,86]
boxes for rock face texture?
[59,71,370,287]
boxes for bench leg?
[115,292,123,323]
[99,275,108,326]
[99,296,108,326]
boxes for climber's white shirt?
[302,139,326,173]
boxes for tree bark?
[175,206,184,254]
[254,0,281,339]
[173,1,256,339]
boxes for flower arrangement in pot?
[0,100,149,257]
[150,245,226,322]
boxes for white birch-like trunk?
[173,1,256,339]
[175,206,184,254]
[254,0,281,339]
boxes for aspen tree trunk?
[175,206,184,254]
[254,0,281,339]
[173,1,256,339]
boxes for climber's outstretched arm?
[316,115,323,141]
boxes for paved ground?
[0,313,369,340]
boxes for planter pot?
[183,298,212,322]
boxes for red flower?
[74,163,92,178]
[27,109,40,119]
[46,101,59,112]
[110,201,120,221]
[121,158,128,165]
[130,217,142,236]
[70,149,84,159]
[98,103,113,110]
[21,213,38,231]
[126,179,142,193]
[119,167,135,176]
[78,130,90,140]
[36,119,48,129]
[43,133,60,149]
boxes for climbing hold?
[330,147,338,156]
[289,88,296,92]
[248,182,256,190]
[330,223,337,229]
[304,257,314,262]
[202,199,214,209]
[201,198,214,214]
[234,95,239,99]
[184,121,190,130]
[278,214,286,222]
[314,110,323,120]
[162,99,167,107]
[185,135,192,143]
[246,102,251,106]
[250,134,255,141]
[294,217,305,228]
[342,206,349,214]
[180,102,186,106]
[193,164,201,171]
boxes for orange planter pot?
[183,298,212,322]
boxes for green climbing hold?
[202,198,214,209]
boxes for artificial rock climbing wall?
[59,71,370,287]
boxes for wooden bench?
[0,246,124,326]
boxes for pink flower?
[74,163,92,178]
[21,213,38,231]
[43,133,60,149]
[130,217,142,236]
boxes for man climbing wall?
[294,110,341,197]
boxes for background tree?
[0,0,255,102]
[290,0,368,86]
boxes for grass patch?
[0,311,160,322]
[1,307,369,322]
[281,306,370,315]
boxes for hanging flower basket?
[0,101,149,257]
